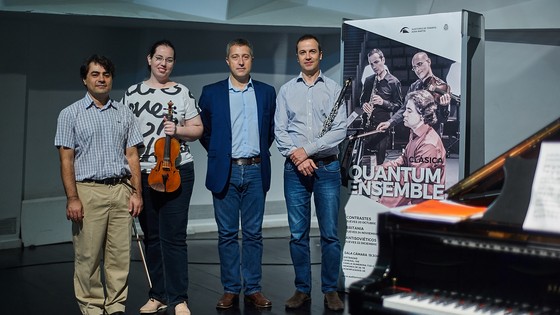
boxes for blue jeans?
[283,159,342,294]
[139,162,194,307]
[213,163,265,295]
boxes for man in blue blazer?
[199,38,276,310]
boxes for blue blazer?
[199,78,276,194]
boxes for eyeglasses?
[412,60,428,71]
[154,55,175,64]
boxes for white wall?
[484,38,560,161]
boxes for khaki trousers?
[73,182,132,315]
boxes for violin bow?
[132,219,152,288]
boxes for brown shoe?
[285,290,311,309]
[216,293,239,309]
[324,291,344,311]
[244,292,272,308]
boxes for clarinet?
[319,78,352,137]
[365,75,379,129]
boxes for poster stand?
[338,10,485,290]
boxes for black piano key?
[434,297,451,305]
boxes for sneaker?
[175,301,191,315]
[139,298,167,313]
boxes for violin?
[423,76,461,105]
[148,101,181,193]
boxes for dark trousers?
[363,130,389,165]
[139,162,194,307]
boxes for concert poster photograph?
[338,12,463,289]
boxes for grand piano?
[348,118,560,315]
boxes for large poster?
[340,12,463,289]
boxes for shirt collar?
[228,76,253,92]
[377,71,390,82]
[412,123,431,139]
[84,92,115,110]
[296,70,325,86]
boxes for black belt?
[81,177,128,185]
[232,156,261,165]
[312,155,338,165]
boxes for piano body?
[348,118,560,315]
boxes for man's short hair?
[226,38,254,57]
[405,90,438,126]
[368,48,384,59]
[80,54,115,80]
[295,34,322,53]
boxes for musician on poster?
[358,48,403,165]
[377,89,446,207]
[377,51,452,135]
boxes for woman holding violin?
[122,39,203,315]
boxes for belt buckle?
[233,157,260,165]
[106,177,124,185]
[314,155,336,165]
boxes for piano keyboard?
[383,291,560,315]
[441,236,560,260]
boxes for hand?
[438,93,451,106]
[362,102,373,115]
[297,159,318,176]
[289,147,308,166]
[66,196,84,223]
[163,117,177,136]
[371,95,383,106]
[128,193,143,217]
[377,121,390,131]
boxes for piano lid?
[445,117,560,208]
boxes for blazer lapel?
[254,82,264,136]
[220,79,233,137]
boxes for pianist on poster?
[377,89,446,207]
